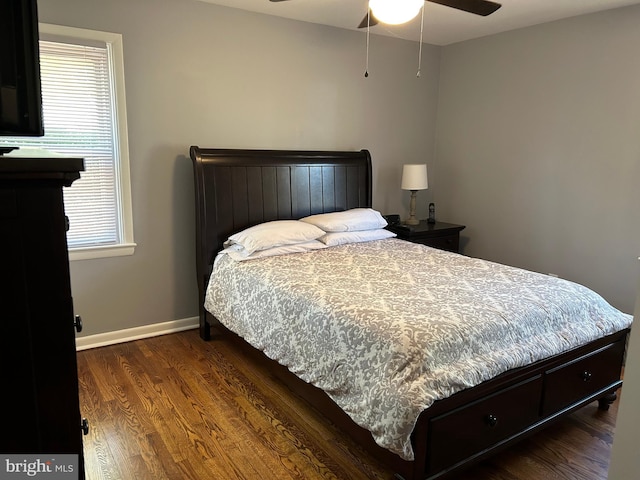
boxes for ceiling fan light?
[369,0,424,25]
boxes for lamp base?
[406,190,420,225]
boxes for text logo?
[1,455,78,479]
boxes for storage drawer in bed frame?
[542,337,626,416]
[428,375,542,474]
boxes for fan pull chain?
[417,6,425,78]
[365,9,370,77]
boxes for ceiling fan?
[269,0,502,29]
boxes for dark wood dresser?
[0,156,86,478]
[387,220,466,253]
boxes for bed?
[189,146,632,480]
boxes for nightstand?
[387,220,466,253]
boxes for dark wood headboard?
[189,146,372,339]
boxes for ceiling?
[196,0,640,45]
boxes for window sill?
[69,243,137,261]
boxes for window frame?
[39,23,135,261]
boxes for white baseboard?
[75,316,199,351]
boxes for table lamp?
[401,164,428,226]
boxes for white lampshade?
[369,0,423,25]
[401,164,428,191]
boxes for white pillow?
[221,240,327,261]
[224,220,325,255]
[319,229,396,247]
[300,208,387,232]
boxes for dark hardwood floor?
[77,329,620,480]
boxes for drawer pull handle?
[485,414,498,427]
[581,370,593,382]
[81,418,89,435]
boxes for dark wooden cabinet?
[0,156,85,478]
[387,220,466,253]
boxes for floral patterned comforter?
[204,238,632,460]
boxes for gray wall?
[37,0,441,336]
[436,5,640,314]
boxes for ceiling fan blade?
[357,10,379,29]
[268,0,378,28]
[427,0,501,16]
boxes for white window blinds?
[41,40,119,247]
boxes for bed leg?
[199,312,211,341]
[598,392,617,411]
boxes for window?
[1,24,135,260]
